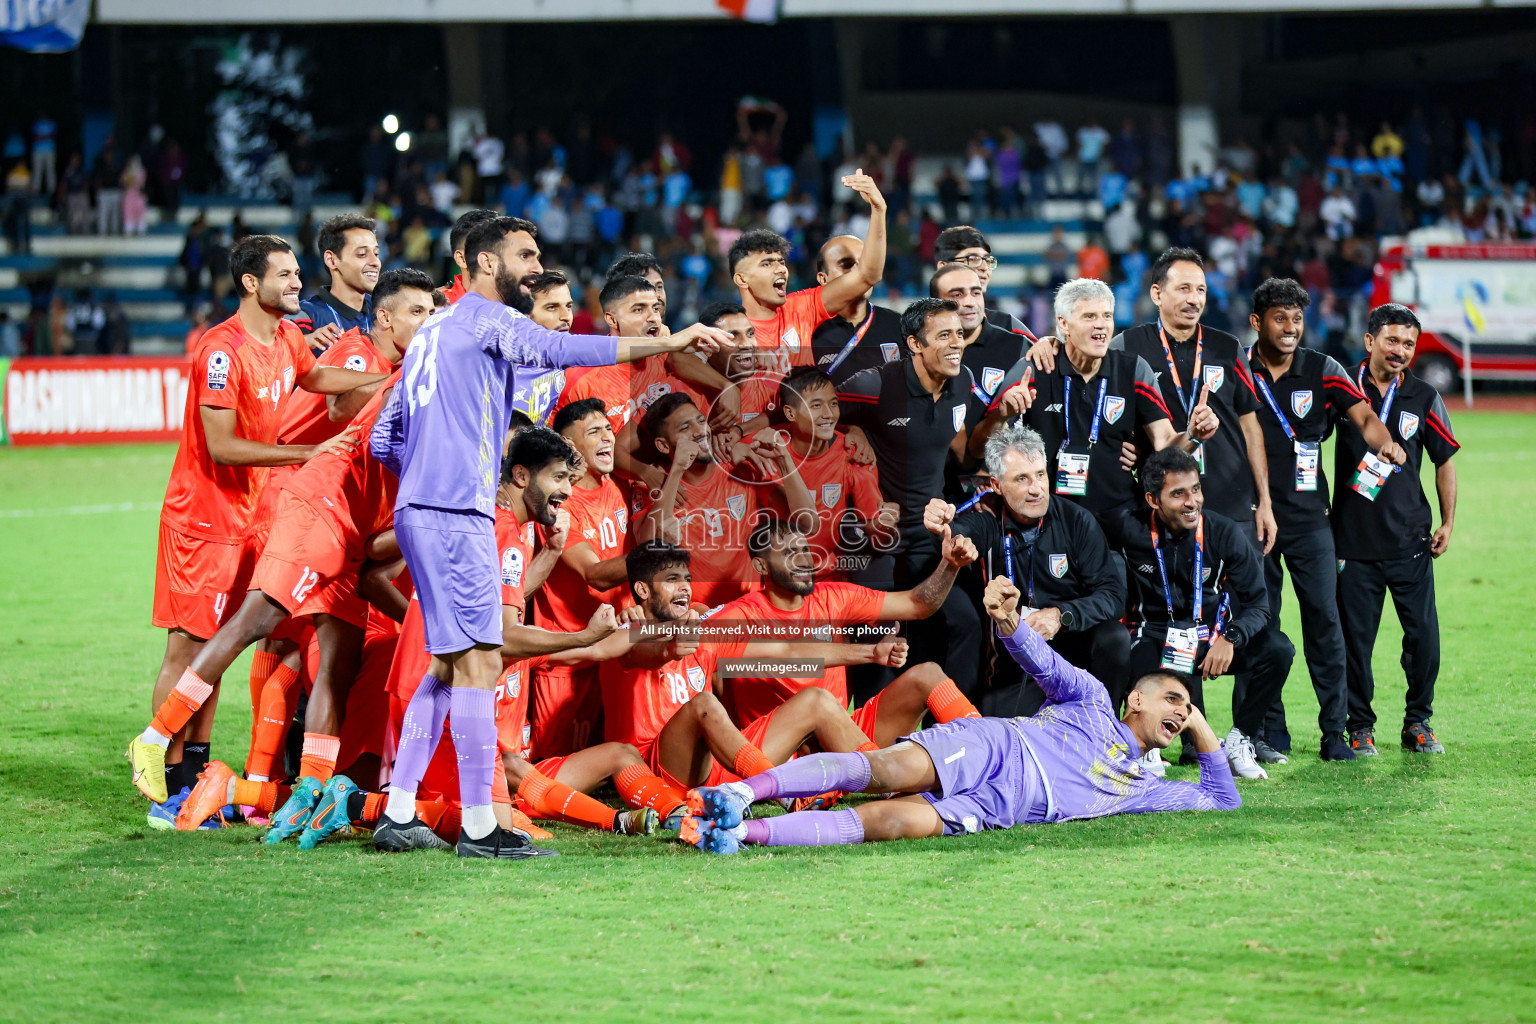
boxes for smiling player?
[683,575,1240,853]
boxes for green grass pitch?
[1,416,1533,1023]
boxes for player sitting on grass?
[682,574,1241,853]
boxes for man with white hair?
[970,278,1220,531]
[923,423,1129,715]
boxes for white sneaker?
[1138,748,1168,778]
[1223,727,1269,780]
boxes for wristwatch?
[1223,625,1245,649]
[1058,607,1076,630]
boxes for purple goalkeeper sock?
[743,808,865,847]
[390,673,450,794]
[744,752,872,801]
[449,687,498,811]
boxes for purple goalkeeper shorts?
[395,504,502,655]
[906,717,1048,835]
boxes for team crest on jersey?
[283,366,295,394]
[952,404,966,432]
[1049,554,1069,578]
[524,522,536,546]
[1399,411,1420,439]
[1203,365,1224,392]
[521,724,531,751]
[344,354,367,372]
[501,547,525,588]
[881,343,900,362]
[783,328,801,352]
[982,367,1005,395]
[615,507,628,534]
[686,665,707,693]
[644,381,672,407]
[205,350,231,390]
[726,494,747,521]
[1292,390,1314,418]
[821,483,842,508]
[1103,395,1126,424]
[506,670,521,699]
[1201,567,1212,582]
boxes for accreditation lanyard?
[1062,376,1108,447]
[1357,365,1403,475]
[1150,514,1203,623]
[1253,373,1298,442]
[1359,365,1400,423]
[1002,523,1041,607]
[826,304,877,376]
[1158,322,1203,424]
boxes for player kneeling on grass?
[683,574,1241,853]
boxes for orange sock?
[731,742,774,780]
[352,791,386,827]
[231,779,292,814]
[247,650,281,760]
[927,678,981,722]
[149,668,214,739]
[245,665,302,779]
[516,769,618,831]
[614,763,688,817]
[298,733,340,782]
[856,740,880,752]
[248,651,280,717]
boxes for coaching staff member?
[839,298,986,701]
[1333,304,1460,756]
[924,423,1127,717]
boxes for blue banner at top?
[1,0,89,53]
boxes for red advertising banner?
[3,356,193,446]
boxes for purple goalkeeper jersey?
[371,292,618,517]
[997,618,1241,821]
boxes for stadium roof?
[96,0,1536,24]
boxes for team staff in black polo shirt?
[929,263,1031,411]
[1333,304,1460,756]
[1245,279,1406,762]
[923,423,1127,715]
[808,234,908,387]
[1103,447,1294,780]
[971,278,1220,526]
[933,225,1035,338]
[839,298,987,701]
[292,213,379,350]
[1028,249,1278,552]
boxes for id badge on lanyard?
[1001,535,1039,621]
[1351,367,1403,500]
[1055,376,1106,497]
[1295,441,1320,491]
[1253,372,1318,492]
[1151,514,1209,672]
[1351,450,1395,501]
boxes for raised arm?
[879,527,978,620]
[982,575,1106,704]
[820,171,887,313]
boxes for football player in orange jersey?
[548,541,910,795]
[163,271,436,830]
[129,235,390,817]
[728,169,885,377]
[636,392,815,609]
[714,518,982,750]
